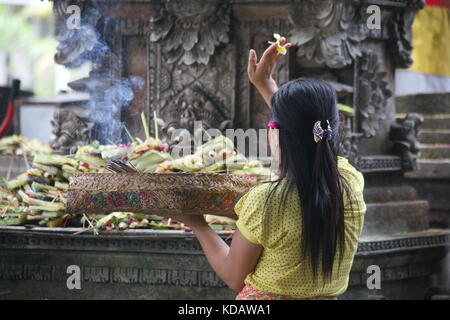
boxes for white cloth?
[396,69,450,96]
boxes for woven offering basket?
[66,172,257,216]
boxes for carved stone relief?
[339,112,359,164]
[358,52,392,138]
[50,110,93,155]
[289,0,367,68]
[149,39,235,142]
[147,0,234,141]
[150,0,230,66]
[387,0,425,68]
[233,19,292,129]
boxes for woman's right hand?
[247,37,292,107]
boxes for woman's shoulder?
[235,181,282,212]
[248,180,279,196]
[337,157,365,191]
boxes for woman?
[164,38,366,300]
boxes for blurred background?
[0,0,90,96]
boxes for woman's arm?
[161,215,263,292]
[191,222,263,292]
[247,37,292,108]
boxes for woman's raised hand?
[247,37,292,107]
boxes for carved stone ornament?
[358,52,392,138]
[289,0,367,68]
[338,112,359,164]
[150,0,230,65]
[387,0,425,68]
[389,113,424,172]
[50,110,93,155]
[160,86,233,143]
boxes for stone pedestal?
[0,0,440,299]
[0,226,449,300]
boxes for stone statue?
[50,110,93,155]
[389,113,424,171]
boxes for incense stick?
[124,126,137,143]
[153,111,159,141]
[141,111,151,141]
[83,213,99,235]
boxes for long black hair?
[266,78,350,284]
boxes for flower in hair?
[268,120,280,129]
[313,120,332,143]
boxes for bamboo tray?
[66,172,257,216]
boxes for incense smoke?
[56,5,143,144]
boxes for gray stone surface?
[420,145,450,159]
[406,180,450,212]
[406,159,450,179]
[362,201,429,236]
[397,93,450,115]
[364,186,417,203]
[398,93,450,216]
[419,130,450,144]
[0,227,449,300]
[421,115,450,130]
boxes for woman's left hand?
[160,213,208,229]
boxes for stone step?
[396,114,450,130]
[408,181,450,212]
[429,210,450,229]
[405,162,450,211]
[364,186,418,203]
[419,129,450,144]
[405,159,450,179]
[362,200,429,237]
[421,114,450,130]
[396,93,450,114]
[420,144,450,159]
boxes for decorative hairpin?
[268,120,280,129]
[313,120,332,143]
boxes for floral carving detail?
[358,52,392,138]
[289,0,367,68]
[150,0,230,65]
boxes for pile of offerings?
[0,135,52,156]
[95,212,184,231]
[1,151,105,228]
[155,136,274,182]
[0,114,274,230]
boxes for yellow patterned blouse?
[234,157,366,298]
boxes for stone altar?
[1,0,449,300]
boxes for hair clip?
[268,120,280,129]
[313,120,332,143]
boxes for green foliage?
[0,4,57,95]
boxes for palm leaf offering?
[0,135,52,156]
[338,104,355,117]
[0,130,274,230]
[154,135,274,181]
